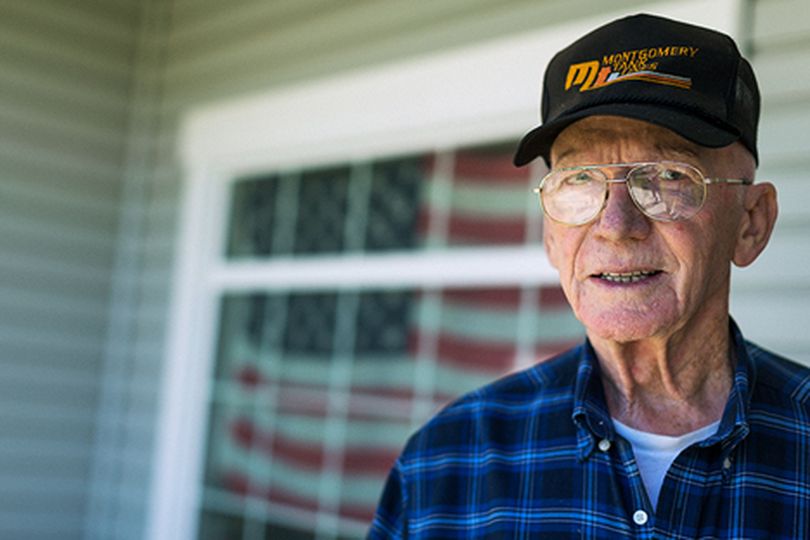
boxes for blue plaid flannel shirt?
[369,321,810,539]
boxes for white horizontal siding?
[0,0,139,538]
[161,0,652,103]
[729,0,810,367]
[759,106,810,161]
[4,1,138,46]
[751,0,810,45]
[0,4,133,82]
[755,46,810,104]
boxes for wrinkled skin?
[544,116,778,434]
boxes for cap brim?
[513,103,741,167]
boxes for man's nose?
[591,181,651,240]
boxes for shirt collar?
[570,318,754,461]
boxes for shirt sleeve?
[367,459,408,539]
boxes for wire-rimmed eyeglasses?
[533,161,752,225]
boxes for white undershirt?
[612,418,720,508]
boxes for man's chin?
[579,309,675,344]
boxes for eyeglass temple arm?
[704,178,754,185]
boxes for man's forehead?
[550,116,703,165]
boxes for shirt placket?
[576,410,656,539]
[612,435,656,539]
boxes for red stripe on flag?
[235,364,264,387]
[230,418,404,475]
[443,286,572,310]
[268,433,324,470]
[349,385,416,403]
[231,419,327,471]
[277,386,417,421]
[343,448,400,475]
[418,207,531,245]
[222,471,251,496]
[435,332,516,373]
[422,154,437,176]
[454,152,532,183]
[442,287,523,309]
[538,286,569,308]
[231,417,255,448]
[447,214,526,244]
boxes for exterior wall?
[727,0,810,365]
[0,1,140,539]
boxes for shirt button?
[723,457,732,470]
[598,439,611,452]
[633,510,649,525]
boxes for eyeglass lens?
[539,163,707,225]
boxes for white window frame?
[147,1,741,538]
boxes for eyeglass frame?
[532,160,753,225]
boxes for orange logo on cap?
[565,45,698,92]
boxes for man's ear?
[733,182,778,267]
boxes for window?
[198,145,582,538]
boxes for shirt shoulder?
[369,345,588,538]
[746,340,810,407]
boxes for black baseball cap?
[513,14,760,167]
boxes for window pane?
[364,156,424,251]
[283,293,339,355]
[353,291,412,354]
[226,175,280,258]
[294,166,351,254]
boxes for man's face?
[543,116,754,343]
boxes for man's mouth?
[596,270,662,284]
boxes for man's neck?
[589,312,734,436]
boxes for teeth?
[600,270,658,283]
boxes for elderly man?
[369,14,810,539]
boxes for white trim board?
[150,1,742,538]
[179,1,740,176]
[207,247,559,292]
